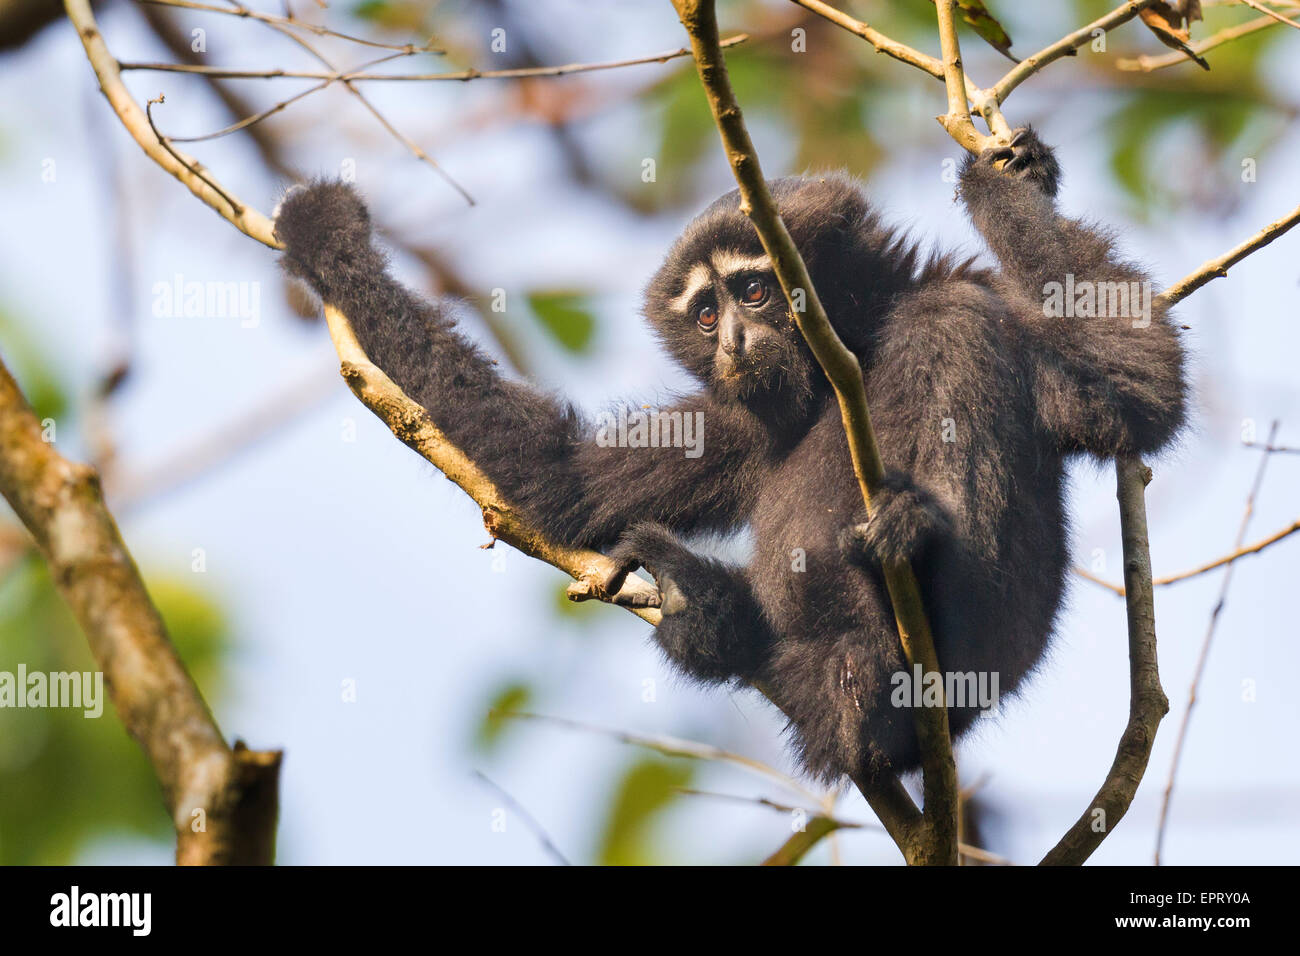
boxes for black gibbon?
[274,128,1187,781]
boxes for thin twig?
[1238,0,1300,30]
[119,34,749,82]
[1242,441,1300,455]
[1158,200,1300,306]
[145,95,243,213]
[472,770,571,866]
[1154,421,1280,865]
[787,0,944,78]
[66,0,672,632]
[67,0,278,245]
[166,51,410,143]
[135,0,444,54]
[790,0,1008,141]
[1076,516,1300,595]
[498,710,818,800]
[229,3,474,205]
[992,0,1159,101]
[679,788,1014,864]
[1117,13,1281,71]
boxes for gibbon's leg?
[274,181,769,549]
[958,128,1187,457]
[604,522,773,683]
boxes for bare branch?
[934,0,985,154]
[992,0,1160,101]
[791,0,1009,142]
[1158,200,1300,306]
[66,0,278,246]
[1077,515,1300,595]
[1040,457,1168,865]
[321,303,664,621]
[136,0,444,54]
[118,34,749,82]
[1238,0,1300,31]
[498,710,818,799]
[788,0,944,78]
[0,356,280,864]
[244,12,474,205]
[1117,12,1281,71]
[472,770,571,865]
[671,0,956,865]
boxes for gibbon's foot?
[837,473,953,566]
[602,522,693,615]
[977,126,1062,199]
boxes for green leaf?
[596,757,693,866]
[760,815,845,866]
[0,559,228,864]
[525,291,596,354]
[474,682,533,752]
[952,1,1016,60]
[0,308,68,424]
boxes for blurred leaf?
[0,557,229,864]
[761,815,844,866]
[597,757,694,866]
[474,681,533,752]
[0,308,68,424]
[350,0,429,33]
[942,0,1016,60]
[1108,89,1271,214]
[525,291,596,354]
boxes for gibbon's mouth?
[715,351,784,400]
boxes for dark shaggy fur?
[275,128,1187,782]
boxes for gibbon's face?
[646,176,877,415]
[658,248,805,403]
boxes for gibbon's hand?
[273,181,378,296]
[967,126,1062,199]
[602,522,700,613]
[837,472,954,566]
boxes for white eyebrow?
[710,249,772,278]
[668,262,712,314]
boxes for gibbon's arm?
[274,182,769,549]
[958,129,1187,458]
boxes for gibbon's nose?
[719,311,745,357]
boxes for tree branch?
[0,357,280,864]
[934,0,984,154]
[1157,199,1300,306]
[118,34,749,82]
[992,0,1159,102]
[1040,457,1168,865]
[1117,12,1281,71]
[670,0,956,865]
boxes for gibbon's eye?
[742,277,768,306]
[697,303,719,332]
